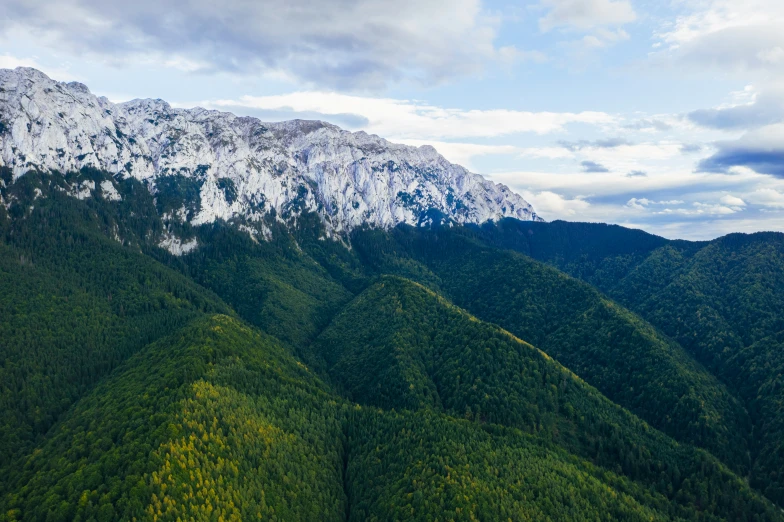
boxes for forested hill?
[468,218,784,505]
[1,166,784,520]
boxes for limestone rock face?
[0,67,540,233]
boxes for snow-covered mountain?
[0,67,540,234]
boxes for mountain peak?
[0,67,541,233]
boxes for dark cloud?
[559,137,631,151]
[581,160,610,173]
[698,150,784,177]
[624,119,672,132]
[626,170,647,177]
[697,126,784,177]
[0,0,505,90]
[687,91,784,130]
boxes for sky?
[2,0,784,239]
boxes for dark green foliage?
[2,167,784,520]
[474,220,784,507]
[216,177,238,205]
[185,222,354,350]
[314,277,778,521]
[346,408,674,522]
[2,315,347,522]
[0,179,229,472]
[152,173,203,220]
[351,226,752,474]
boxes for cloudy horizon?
[3,0,784,240]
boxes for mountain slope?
[4,308,780,522]
[350,226,753,475]
[0,67,538,235]
[1,314,348,522]
[313,276,778,521]
[473,219,784,506]
[0,171,231,472]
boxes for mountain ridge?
[0,66,539,239]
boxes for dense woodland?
[1,167,784,520]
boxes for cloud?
[539,0,636,31]
[687,89,784,130]
[0,53,79,81]
[0,0,518,90]
[200,91,615,139]
[680,143,704,154]
[518,147,575,159]
[745,188,784,207]
[558,137,630,151]
[521,191,590,217]
[626,198,686,209]
[624,119,673,132]
[626,170,647,177]
[394,140,520,170]
[581,160,610,172]
[720,194,746,206]
[626,197,650,209]
[656,0,784,76]
[697,124,784,177]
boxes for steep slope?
[346,409,676,522]
[313,277,779,521]
[1,315,348,521]
[350,226,753,475]
[473,219,784,506]
[0,171,230,473]
[4,309,780,521]
[612,233,784,505]
[183,221,355,350]
[0,67,538,235]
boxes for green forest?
[2,167,784,520]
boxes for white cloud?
[745,188,784,207]
[627,198,687,209]
[395,140,521,170]
[200,92,616,140]
[656,0,784,75]
[720,194,746,206]
[518,147,575,159]
[520,190,591,217]
[539,0,636,31]
[0,53,80,81]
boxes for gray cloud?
[697,125,784,177]
[688,91,784,130]
[0,0,510,90]
[581,160,610,172]
[626,170,647,177]
[558,137,630,151]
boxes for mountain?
[0,67,538,240]
[467,218,784,506]
[3,68,784,521]
[349,225,753,474]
